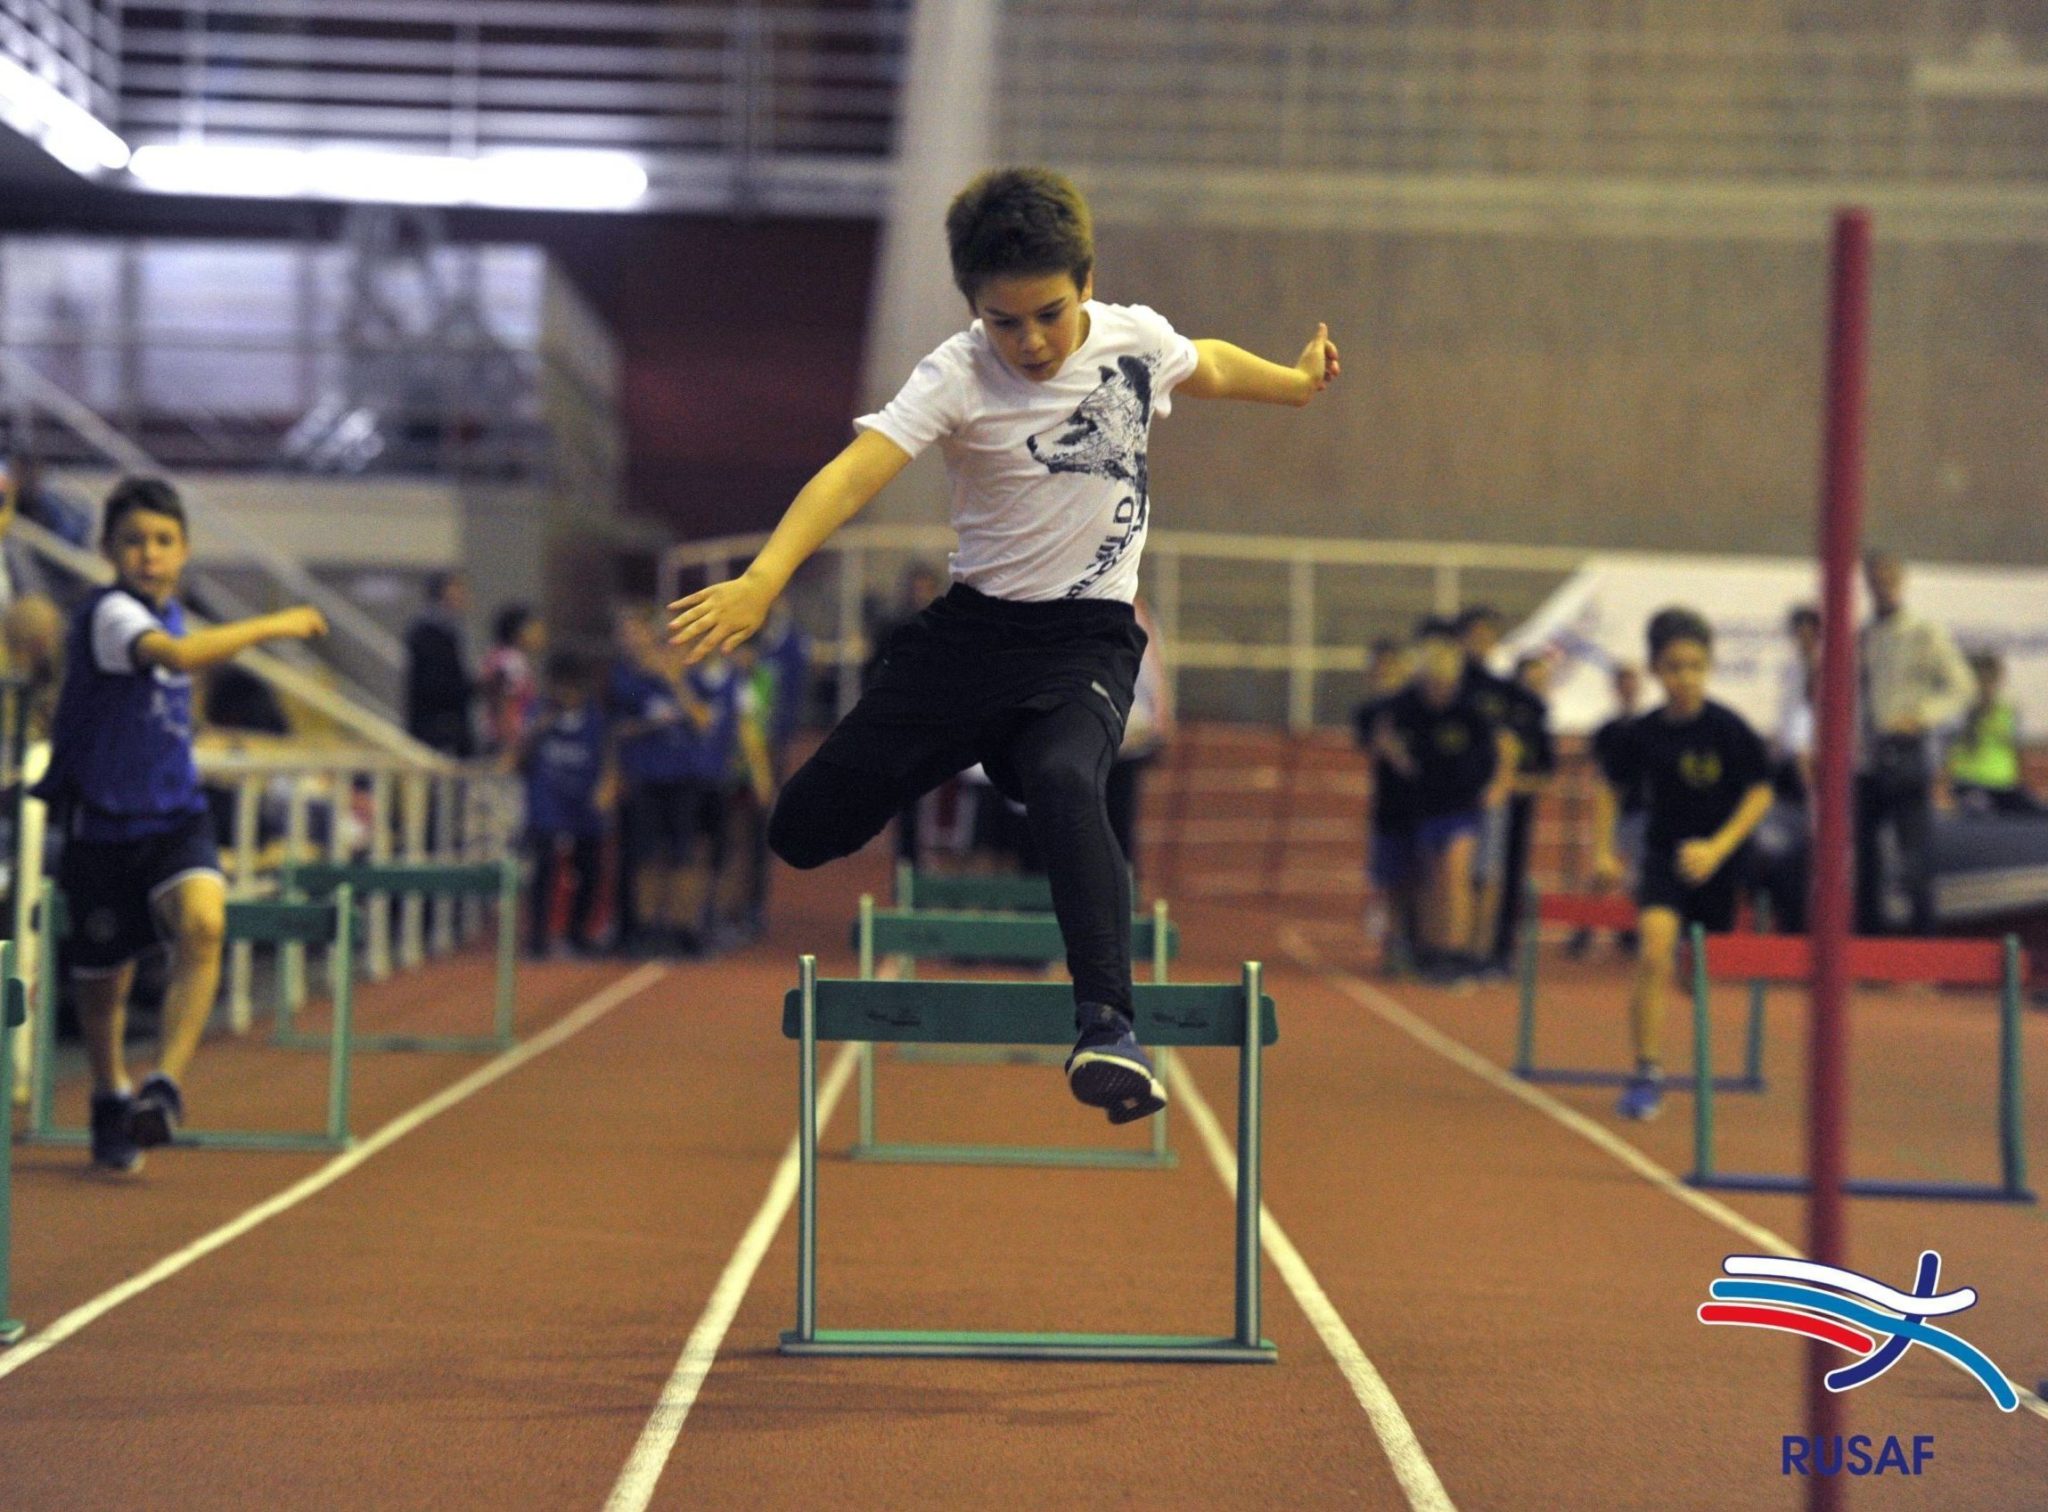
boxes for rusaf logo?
[1697,1251,2017,1411]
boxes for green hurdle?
[29,883,358,1153]
[1,940,26,1344]
[895,862,1057,914]
[852,895,1181,1169]
[280,860,517,1054]
[782,957,1279,1362]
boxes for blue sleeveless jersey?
[38,587,208,842]
[523,701,606,837]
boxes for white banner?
[1500,552,2048,739]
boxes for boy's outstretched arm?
[136,607,328,674]
[668,429,910,663]
[1677,782,1776,885]
[1179,323,1339,406]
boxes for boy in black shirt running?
[1593,608,1772,1121]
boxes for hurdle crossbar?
[853,895,1181,1168]
[895,863,1060,915]
[29,884,359,1153]
[280,860,517,1054]
[783,958,1278,1363]
[1687,927,2033,1203]
[1513,889,1768,1092]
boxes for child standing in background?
[520,650,614,958]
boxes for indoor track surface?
[4,844,2045,1510]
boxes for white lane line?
[605,1041,861,1512]
[0,963,670,1384]
[1173,1058,1457,1512]
[1278,922,2048,1425]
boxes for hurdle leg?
[1513,899,1541,1077]
[1689,924,1716,1184]
[494,859,519,1049]
[28,884,58,1141]
[0,944,24,1343]
[795,955,819,1344]
[325,888,357,1148]
[278,784,310,1038]
[2000,936,2030,1200]
[1235,962,1264,1351]
[1741,978,1768,1091]
[855,895,877,1152]
[1152,900,1172,1165]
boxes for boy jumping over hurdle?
[668,167,1337,1122]
[1592,607,1773,1121]
[38,477,328,1170]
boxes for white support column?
[227,774,262,1032]
[327,767,350,1006]
[431,773,457,956]
[10,742,49,1104]
[281,774,310,1013]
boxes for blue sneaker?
[1615,1074,1664,1122]
[128,1072,185,1149]
[90,1091,143,1173]
[1066,1006,1167,1125]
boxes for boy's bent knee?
[766,794,851,870]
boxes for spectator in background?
[1354,632,1420,974]
[1490,653,1556,971]
[865,562,944,867]
[1751,606,1822,933]
[697,646,773,945]
[1372,618,1498,981]
[3,451,93,550]
[1775,605,1822,798]
[404,572,476,759]
[520,651,614,958]
[4,594,63,741]
[1454,605,1522,966]
[609,608,711,955]
[0,454,73,611]
[1106,597,1172,884]
[1571,661,1645,957]
[1949,651,2039,815]
[756,600,812,771]
[481,604,545,754]
[1856,551,1972,935]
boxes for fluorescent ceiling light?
[0,56,130,175]
[126,142,649,211]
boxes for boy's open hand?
[668,573,772,665]
[1676,838,1722,885]
[1296,322,1340,400]
[279,606,329,640]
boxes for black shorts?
[1636,845,1743,933]
[623,779,717,867]
[59,812,224,974]
[816,584,1144,803]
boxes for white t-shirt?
[856,300,1200,604]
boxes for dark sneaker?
[1615,1075,1664,1122]
[1065,1006,1168,1126]
[129,1072,185,1149]
[89,1091,143,1173]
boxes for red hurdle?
[1686,925,2034,1203]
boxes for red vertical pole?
[1807,207,1870,1512]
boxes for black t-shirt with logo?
[1460,661,1515,730]
[1378,684,1499,821]
[1606,700,1770,853]
[1501,683,1554,777]
[1592,714,1647,815]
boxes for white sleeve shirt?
[856,301,1200,604]
[91,592,166,675]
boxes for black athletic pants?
[772,702,1131,1016]
[1854,773,1934,936]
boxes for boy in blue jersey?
[608,609,713,955]
[37,478,327,1171]
[669,167,1338,1124]
[520,651,614,958]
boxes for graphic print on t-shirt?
[1026,354,1156,599]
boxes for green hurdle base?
[28,1128,352,1154]
[894,1044,1067,1066]
[1685,1172,2033,1203]
[779,1330,1274,1363]
[275,1028,509,1056]
[848,1141,1176,1170]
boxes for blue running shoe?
[129,1072,185,1149]
[1066,1006,1167,1125]
[1615,1074,1664,1122]
[90,1091,143,1174]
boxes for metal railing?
[667,523,1589,731]
[116,0,907,214]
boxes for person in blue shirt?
[519,651,614,958]
[607,608,712,955]
[37,477,327,1172]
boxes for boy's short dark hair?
[545,649,592,689]
[101,475,186,547]
[493,604,534,647]
[1454,605,1502,636]
[945,167,1094,301]
[1787,605,1821,634]
[1646,606,1714,662]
